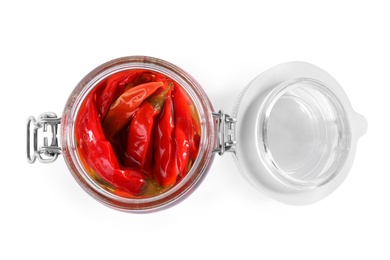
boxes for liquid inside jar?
[75,69,201,198]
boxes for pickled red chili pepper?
[173,85,194,177]
[102,81,163,138]
[189,104,201,160]
[95,71,139,120]
[124,82,173,172]
[153,91,179,187]
[123,102,157,172]
[136,71,165,85]
[76,96,147,196]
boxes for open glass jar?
[26,56,367,212]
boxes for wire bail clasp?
[27,112,62,164]
[212,110,237,155]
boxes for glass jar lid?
[232,61,367,205]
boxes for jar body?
[61,56,217,212]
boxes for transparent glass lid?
[232,62,367,205]
[263,78,350,187]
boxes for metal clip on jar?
[26,56,367,212]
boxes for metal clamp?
[27,112,62,164]
[212,110,237,155]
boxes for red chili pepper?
[95,70,139,120]
[76,96,148,196]
[132,71,168,85]
[124,83,173,172]
[153,91,179,187]
[172,85,195,177]
[102,81,163,138]
[188,103,201,160]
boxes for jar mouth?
[62,56,216,212]
[261,78,351,188]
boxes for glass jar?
[26,56,367,212]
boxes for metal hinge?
[26,112,62,164]
[212,110,237,155]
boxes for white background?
[1,0,389,259]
